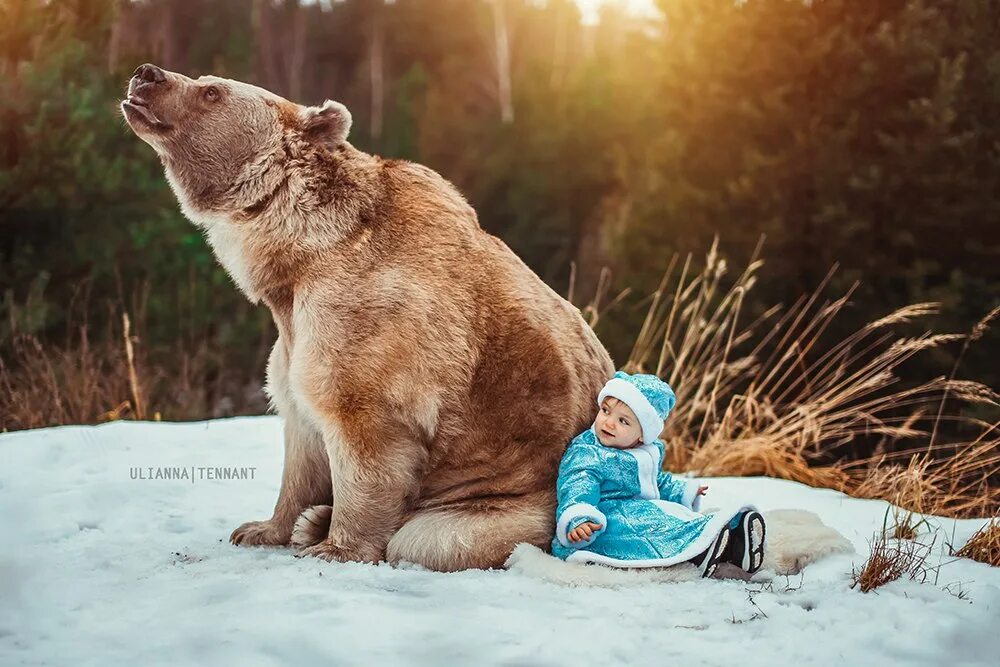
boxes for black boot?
[726,511,766,574]
[689,529,730,578]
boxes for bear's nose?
[132,63,166,84]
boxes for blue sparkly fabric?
[551,428,754,569]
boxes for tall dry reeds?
[588,239,999,519]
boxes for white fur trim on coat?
[598,377,663,444]
[653,500,703,523]
[556,503,607,548]
[628,444,661,500]
[682,480,702,512]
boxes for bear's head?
[121,63,351,223]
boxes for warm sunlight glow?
[576,0,661,25]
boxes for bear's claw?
[230,519,290,547]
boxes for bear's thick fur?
[122,64,614,570]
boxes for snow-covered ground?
[1,416,997,666]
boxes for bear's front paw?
[230,519,291,547]
[297,538,383,564]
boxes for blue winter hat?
[597,371,676,444]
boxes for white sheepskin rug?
[505,509,853,587]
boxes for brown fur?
[122,64,614,570]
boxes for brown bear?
[121,63,614,571]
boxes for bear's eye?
[203,86,221,102]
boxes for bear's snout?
[122,63,173,134]
[132,63,167,85]
[128,63,167,100]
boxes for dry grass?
[884,506,934,541]
[0,313,269,431]
[851,530,934,593]
[955,518,1000,567]
[588,239,999,519]
[0,326,138,430]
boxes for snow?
[1,416,998,666]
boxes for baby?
[551,371,766,577]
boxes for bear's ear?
[299,100,352,145]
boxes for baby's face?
[594,398,643,449]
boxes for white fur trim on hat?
[598,377,664,444]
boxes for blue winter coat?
[551,427,754,568]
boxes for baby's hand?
[697,485,709,496]
[568,521,603,543]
